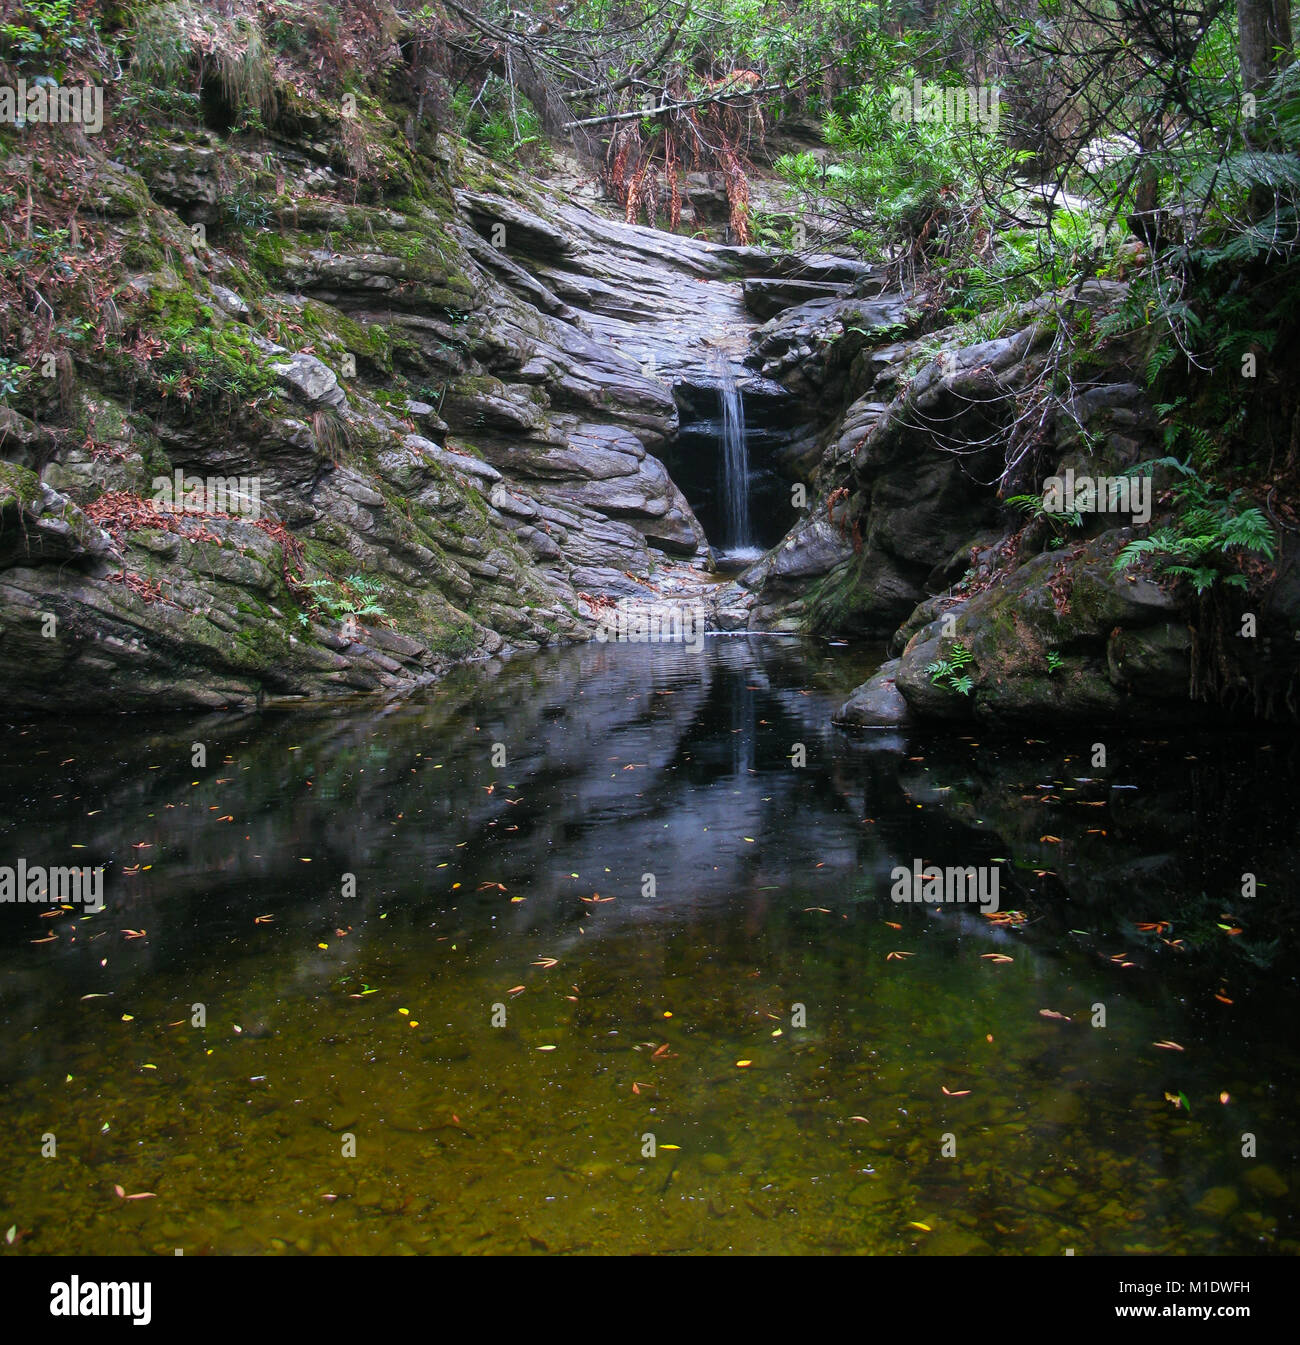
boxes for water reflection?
[0,639,1296,1254]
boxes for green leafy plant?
[0,357,32,401]
[0,0,103,77]
[453,76,548,165]
[1045,650,1064,675]
[1112,457,1275,593]
[926,641,976,696]
[1006,492,1084,537]
[304,573,388,623]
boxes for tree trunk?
[1237,0,1294,93]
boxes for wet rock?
[834,660,912,727]
[1194,1186,1240,1219]
[917,1228,993,1255]
[270,352,348,411]
[1243,1164,1288,1199]
[743,276,854,320]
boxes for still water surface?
[1,639,1296,1254]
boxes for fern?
[1113,455,1275,589]
[927,642,976,695]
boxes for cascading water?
[713,353,758,560]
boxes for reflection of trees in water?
[830,728,1300,981]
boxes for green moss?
[249,230,291,277]
[428,620,478,656]
[0,459,43,509]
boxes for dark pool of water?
[1,639,1297,1254]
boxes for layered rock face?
[0,107,825,709]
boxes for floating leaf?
[1152,1040,1184,1051]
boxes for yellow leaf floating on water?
[941,1086,971,1096]
[1038,1009,1070,1021]
[1220,1091,1231,1104]
[537,1045,556,1051]
[736,1060,752,1068]
[908,1221,932,1232]
[121,1014,134,1022]
[660,1144,681,1150]
[317,943,329,950]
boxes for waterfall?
[714,354,755,556]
